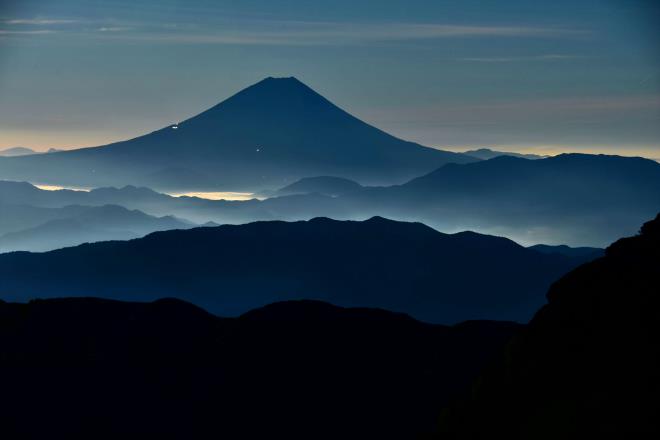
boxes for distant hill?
[529,243,604,259]
[0,147,36,157]
[0,216,587,323]
[345,154,660,246]
[0,77,475,191]
[274,175,363,197]
[464,148,546,160]
[438,213,660,437]
[0,203,192,252]
[0,180,350,225]
[0,297,520,439]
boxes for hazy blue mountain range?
[463,148,546,160]
[438,213,660,437]
[0,297,519,439]
[0,216,590,323]
[341,154,660,246]
[0,77,475,191]
[3,149,659,247]
[0,203,192,252]
[0,180,347,225]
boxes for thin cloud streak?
[461,54,584,62]
[0,16,589,46]
[3,19,77,25]
[115,22,588,46]
[0,29,56,35]
[97,27,130,32]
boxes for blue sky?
[1,0,659,157]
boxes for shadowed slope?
[529,243,604,259]
[0,204,192,252]
[437,213,660,437]
[0,297,520,439]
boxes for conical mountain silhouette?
[0,77,474,190]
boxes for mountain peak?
[260,75,302,84]
[0,77,476,190]
[236,75,314,97]
[181,75,336,128]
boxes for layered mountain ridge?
[0,216,591,322]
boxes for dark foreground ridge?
[438,213,660,437]
[0,216,589,323]
[0,297,520,439]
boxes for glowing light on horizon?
[33,183,91,192]
[30,184,258,201]
[169,191,258,201]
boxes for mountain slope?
[344,154,660,246]
[529,243,604,259]
[0,217,586,322]
[0,203,192,252]
[274,175,363,197]
[0,77,475,191]
[0,180,348,225]
[463,148,546,160]
[0,297,520,439]
[438,213,660,437]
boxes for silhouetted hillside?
[529,243,604,259]
[463,148,546,160]
[0,217,585,323]
[437,213,660,437]
[274,175,364,196]
[0,297,521,439]
[0,203,192,252]
[0,77,475,191]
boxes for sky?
[0,0,659,158]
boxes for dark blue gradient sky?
[1,0,658,157]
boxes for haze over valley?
[1,0,658,437]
